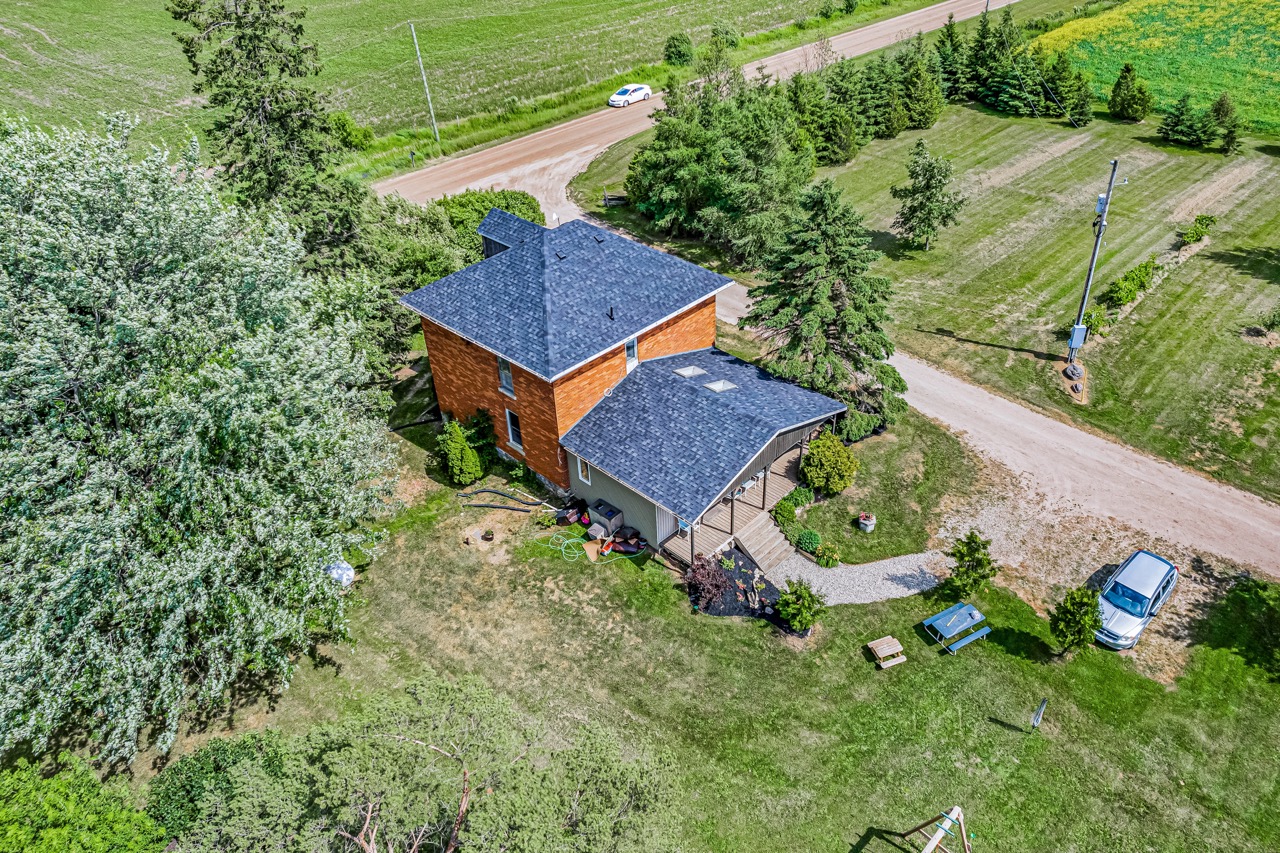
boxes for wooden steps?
[734,512,795,575]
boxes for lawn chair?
[868,635,906,669]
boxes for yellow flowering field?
[1036,0,1280,133]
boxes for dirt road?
[375,0,1021,222]
[893,353,1280,575]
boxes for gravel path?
[772,551,945,605]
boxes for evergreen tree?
[935,13,967,100]
[863,54,909,139]
[964,10,1002,99]
[944,529,998,597]
[1211,92,1242,154]
[744,180,906,439]
[897,34,945,130]
[982,9,1042,116]
[1045,52,1093,126]
[890,139,968,250]
[438,419,484,486]
[1108,62,1154,121]
[1159,93,1220,148]
[1050,586,1103,653]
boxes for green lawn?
[0,0,933,152]
[577,106,1280,502]
[161,450,1280,851]
[802,411,977,564]
[1035,0,1280,133]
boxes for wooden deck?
[663,447,802,565]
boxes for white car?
[608,84,651,108]
[1094,550,1179,649]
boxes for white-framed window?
[625,337,638,371]
[497,357,515,396]
[505,409,523,452]
[577,456,592,485]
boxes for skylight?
[674,366,707,378]
[703,379,736,392]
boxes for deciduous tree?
[0,119,396,762]
[744,180,906,439]
[890,139,968,250]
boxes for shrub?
[329,111,374,151]
[1100,255,1160,308]
[796,529,822,553]
[776,579,828,633]
[534,512,557,529]
[1050,585,1103,653]
[843,0,861,13]
[686,553,732,609]
[664,32,695,66]
[788,485,815,506]
[148,732,286,837]
[720,554,736,571]
[944,529,998,597]
[1180,213,1216,244]
[813,543,841,567]
[771,497,798,524]
[1082,305,1109,335]
[799,430,859,495]
[818,0,840,18]
[438,419,483,486]
[1263,302,1280,333]
[710,21,741,48]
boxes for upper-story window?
[625,337,638,372]
[497,357,515,396]
[577,456,592,485]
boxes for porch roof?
[560,349,845,521]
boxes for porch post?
[761,466,769,509]
[690,524,696,560]
[730,492,735,534]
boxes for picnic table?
[923,602,990,655]
[868,635,906,670]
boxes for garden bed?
[690,548,781,619]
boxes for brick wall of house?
[638,295,717,360]
[421,319,568,487]
[421,295,717,491]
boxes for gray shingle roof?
[400,214,731,380]
[477,208,544,248]
[561,349,846,522]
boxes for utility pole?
[409,22,440,145]
[1067,159,1119,364]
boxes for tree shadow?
[867,229,913,261]
[987,626,1054,663]
[1085,563,1120,591]
[1255,143,1280,158]
[1188,562,1280,680]
[916,326,1059,362]
[1203,245,1280,286]
[849,827,916,853]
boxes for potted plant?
[857,512,876,533]
[482,529,495,542]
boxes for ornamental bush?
[710,21,741,48]
[1180,213,1217,245]
[776,579,828,633]
[944,529,998,597]
[438,419,483,486]
[1050,585,1103,653]
[788,485,816,506]
[772,498,799,525]
[796,529,822,553]
[1100,255,1160,308]
[664,32,695,66]
[813,543,841,568]
[800,430,860,495]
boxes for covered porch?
[662,445,802,566]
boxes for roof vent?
[594,235,606,244]
[674,366,706,378]
[555,250,567,260]
[703,379,736,393]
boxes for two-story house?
[401,210,845,566]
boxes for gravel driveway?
[772,551,945,605]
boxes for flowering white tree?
[0,118,397,762]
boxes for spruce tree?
[1158,93,1195,144]
[1211,92,1242,154]
[935,13,967,101]
[1108,63,1153,121]
[964,10,1001,99]
[898,34,945,130]
[864,54,909,139]
[744,179,906,440]
[1045,52,1093,126]
[890,139,968,250]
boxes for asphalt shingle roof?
[560,349,846,522]
[477,208,544,248]
[400,214,731,380]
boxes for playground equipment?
[901,806,972,853]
